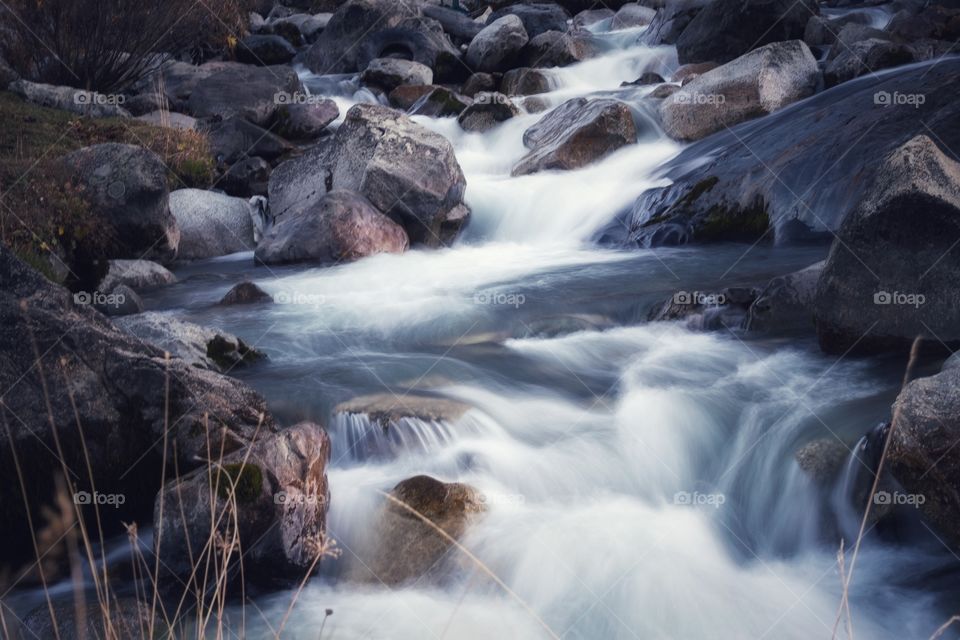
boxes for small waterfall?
[832,423,889,542]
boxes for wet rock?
[97,259,176,293]
[803,14,871,46]
[303,0,414,74]
[611,4,657,29]
[623,72,666,86]
[219,281,273,305]
[458,92,521,132]
[389,84,439,110]
[462,72,499,97]
[676,0,818,64]
[887,6,960,43]
[154,422,331,586]
[274,99,339,141]
[501,67,554,96]
[62,143,179,266]
[188,65,302,126]
[521,29,601,67]
[489,3,571,38]
[747,261,823,333]
[168,189,257,260]
[512,97,638,176]
[640,2,705,46]
[795,438,850,486]
[661,41,819,142]
[334,393,471,427]
[422,4,484,44]
[361,58,434,92]
[573,8,615,29]
[671,61,718,84]
[826,23,891,59]
[9,80,131,118]
[888,366,960,547]
[824,39,917,87]
[815,135,960,355]
[351,475,484,585]
[408,86,472,117]
[353,20,463,82]
[649,287,759,331]
[0,248,276,564]
[617,53,960,249]
[466,15,530,73]
[221,156,271,197]
[236,34,297,65]
[208,116,293,164]
[115,311,266,371]
[255,189,408,265]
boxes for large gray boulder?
[361,58,434,92]
[9,80,131,118]
[501,67,555,96]
[888,367,960,547]
[208,116,293,164]
[660,40,820,142]
[62,143,179,265]
[114,312,265,372]
[302,0,416,74]
[97,259,176,293]
[512,98,638,175]
[0,247,276,565]
[466,15,530,73]
[268,104,469,245]
[640,1,705,46]
[458,92,521,132]
[488,3,571,38]
[274,99,339,141]
[823,39,917,87]
[618,58,960,248]
[815,135,960,355]
[187,65,303,126]
[154,422,331,585]
[255,190,409,265]
[521,29,601,67]
[676,0,818,64]
[169,189,257,260]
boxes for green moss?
[694,198,770,242]
[215,462,263,504]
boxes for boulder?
[421,4,484,44]
[389,84,439,110]
[351,475,484,585]
[208,117,293,164]
[466,15,530,73]
[303,0,413,74]
[123,92,169,116]
[886,6,960,43]
[98,284,144,317]
[361,58,434,92]
[62,143,179,267]
[236,34,297,65]
[823,39,917,87]
[501,67,554,96]
[671,61,719,84]
[573,9,615,29]
[520,29,600,67]
[458,92,521,132]
[266,143,334,220]
[747,261,824,333]
[648,286,758,331]
[188,65,303,127]
[640,2,704,46]
[826,24,891,60]
[614,52,960,249]
[795,438,850,486]
[132,61,238,107]
[407,86,472,117]
[0,248,276,564]
[154,422,331,585]
[512,98,638,175]
[97,259,176,293]
[351,19,463,82]
[611,4,657,29]
[219,281,273,305]
[803,14,872,47]
[461,72,499,97]
[334,393,471,428]
[553,0,634,11]
[221,156,272,197]
[274,99,340,140]
[8,80,131,118]
[488,3,571,38]
[255,190,408,265]
[134,111,198,131]
[675,0,818,64]
[815,135,960,355]
[168,189,257,260]
[888,367,960,547]
[660,40,820,142]
[115,312,265,371]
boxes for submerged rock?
[351,475,484,585]
[795,438,850,486]
[815,135,960,355]
[512,97,638,175]
[219,281,273,305]
[334,392,471,428]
